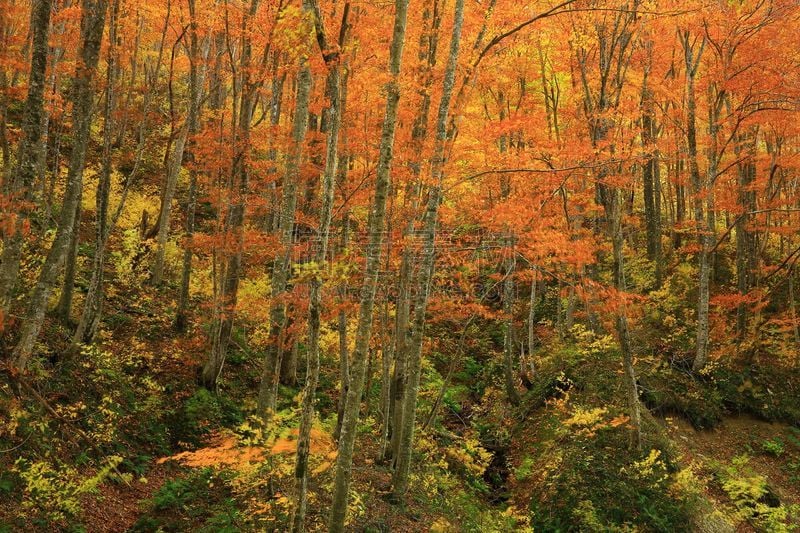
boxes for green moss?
[638,363,724,429]
[516,346,696,532]
[713,365,800,425]
[133,469,242,532]
[528,430,692,532]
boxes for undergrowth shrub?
[12,456,125,526]
[132,468,242,532]
[184,389,224,435]
[177,388,244,446]
[406,433,531,532]
[714,455,798,532]
[522,343,696,531]
[713,365,800,424]
[762,438,785,457]
[528,431,693,532]
[639,359,724,429]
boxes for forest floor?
[80,462,175,533]
[661,414,800,530]
[78,434,435,532]
[73,410,800,532]
[3,279,799,531]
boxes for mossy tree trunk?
[0,0,52,315]
[13,0,108,370]
[202,0,260,389]
[328,0,410,528]
[392,0,464,502]
[291,3,349,531]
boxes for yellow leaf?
[312,461,332,474]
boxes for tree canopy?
[1,0,800,530]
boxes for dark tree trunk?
[13,0,108,369]
[0,0,53,313]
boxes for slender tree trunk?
[392,0,463,502]
[681,33,710,372]
[114,15,143,147]
[201,0,259,389]
[502,247,520,405]
[735,135,757,339]
[13,0,107,370]
[363,347,375,416]
[328,0,410,528]
[790,271,800,348]
[176,14,211,332]
[0,70,9,176]
[674,179,685,250]
[55,202,82,323]
[576,8,641,448]
[526,273,536,377]
[537,41,554,139]
[72,11,116,343]
[377,295,393,459]
[331,60,351,441]
[36,19,65,204]
[175,161,198,332]
[0,0,52,314]
[152,125,189,285]
[641,40,662,288]
[74,0,170,344]
[256,215,290,402]
[291,9,347,528]
[608,187,642,449]
[281,335,299,387]
[334,210,350,441]
[257,10,313,413]
[388,247,412,462]
[266,56,286,233]
[386,0,440,461]
[375,189,395,447]
[556,279,564,337]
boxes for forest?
[1,0,799,530]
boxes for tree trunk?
[334,211,350,441]
[502,247,520,405]
[55,202,82,323]
[331,63,351,442]
[391,0,463,502]
[257,19,313,415]
[151,125,189,285]
[74,0,171,344]
[13,0,108,370]
[36,11,67,205]
[72,21,115,343]
[266,57,286,233]
[386,0,441,461]
[0,71,9,175]
[328,0,409,528]
[291,8,347,528]
[176,10,211,332]
[281,335,299,387]
[681,33,711,373]
[641,40,662,288]
[201,0,259,389]
[388,247,412,462]
[525,274,537,377]
[0,0,52,314]
[608,187,642,449]
[576,8,642,448]
[377,295,393,460]
[790,271,800,348]
[735,136,757,339]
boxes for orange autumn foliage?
[158,428,335,470]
